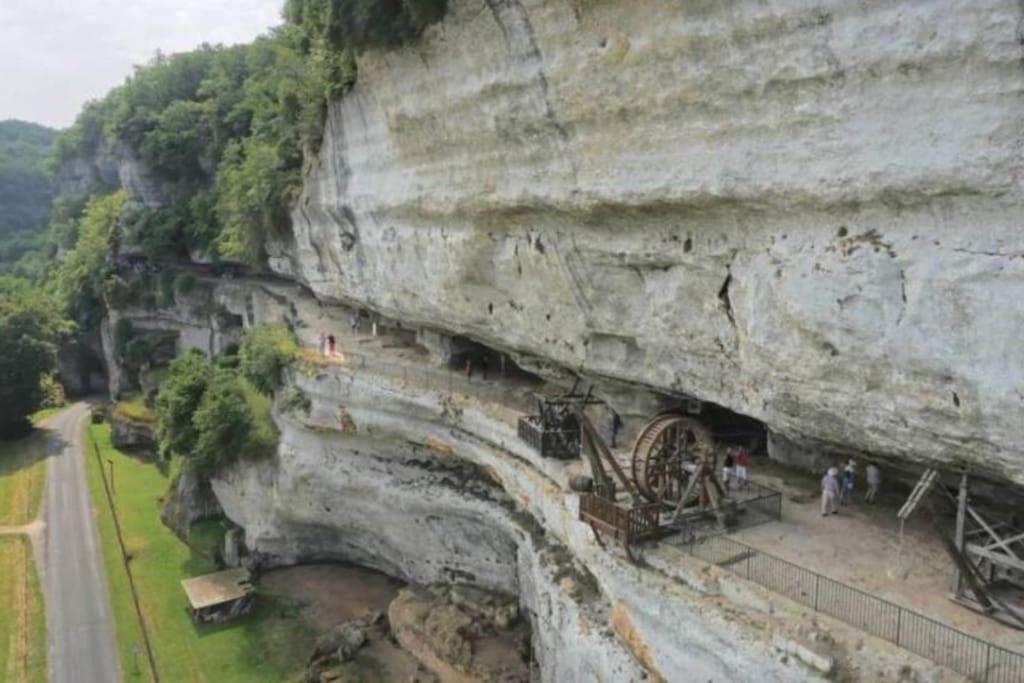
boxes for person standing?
[608,411,622,449]
[480,355,489,380]
[464,357,473,379]
[722,449,735,490]
[734,446,751,489]
[839,460,855,505]
[821,467,840,516]
[327,334,336,356]
[349,313,359,332]
[865,463,881,503]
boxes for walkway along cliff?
[61,1,1024,681]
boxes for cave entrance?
[693,399,767,457]
[444,335,542,385]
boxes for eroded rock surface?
[273,0,1024,484]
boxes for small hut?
[181,568,255,624]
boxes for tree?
[54,192,125,330]
[0,291,69,436]
[190,368,252,475]
[238,323,299,394]
[154,350,210,459]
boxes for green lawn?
[0,429,49,526]
[85,423,315,682]
[0,536,47,683]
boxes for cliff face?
[273,0,1024,484]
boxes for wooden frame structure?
[181,568,255,625]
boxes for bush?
[38,373,66,409]
[238,324,298,394]
[190,368,253,476]
[155,350,211,459]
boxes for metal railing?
[684,534,1024,683]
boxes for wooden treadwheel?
[630,412,714,504]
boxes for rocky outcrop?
[271,0,1024,485]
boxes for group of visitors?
[821,460,882,516]
[722,446,752,490]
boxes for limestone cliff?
[272,0,1024,485]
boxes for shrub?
[155,350,211,459]
[38,373,66,409]
[190,368,252,475]
[238,324,298,394]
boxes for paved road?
[39,403,121,683]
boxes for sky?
[0,0,284,130]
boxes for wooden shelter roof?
[181,568,253,610]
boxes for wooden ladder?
[897,468,939,521]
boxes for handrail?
[685,534,1024,683]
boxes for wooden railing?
[579,493,664,561]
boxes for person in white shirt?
[865,464,881,503]
[821,467,840,516]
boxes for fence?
[684,534,1024,683]
[91,435,160,682]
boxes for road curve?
[39,403,121,683]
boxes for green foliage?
[54,192,125,330]
[238,324,299,394]
[0,289,70,436]
[279,386,312,414]
[191,369,253,476]
[158,269,176,308]
[155,350,211,459]
[284,0,447,51]
[38,374,67,409]
[0,120,56,239]
[215,140,299,264]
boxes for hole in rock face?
[683,237,693,253]
[448,336,544,384]
[690,399,769,456]
[488,302,494,315]
[837,226,848,237]
[952,392,961,408]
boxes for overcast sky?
[0,0,284,129]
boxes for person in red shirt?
[734,446,752,489]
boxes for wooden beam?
[967,506,1022,562]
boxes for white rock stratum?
[271,0,1024,485]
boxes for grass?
[85,423,315,682]
[0,429,49,526]
[0,536,47,682]
[29,406,64,425]
[113,399,157,426]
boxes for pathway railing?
[684,534,1024,683]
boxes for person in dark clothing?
[722,449,736,490]
[480,355,489,380]
[608,411,622,448]
[327,334,336,356]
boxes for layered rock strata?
[272,0,1024,485]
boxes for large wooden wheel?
[631,412,714,503]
